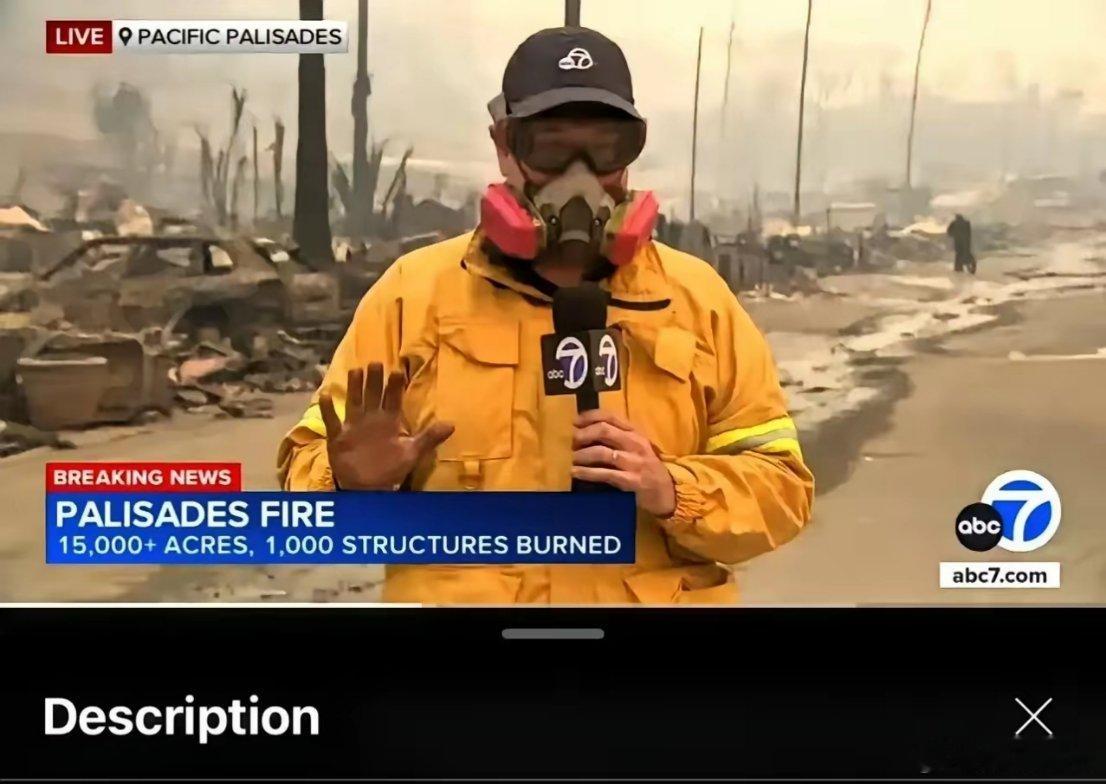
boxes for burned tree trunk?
[230,155,248,229]
[252,124,259,224]
[195,88,247,227]
[197,130,214,207]
[215,149,227,223]
[222,88,247,211]
[293,0,334,267]
[380,145,413,237]
[272,118,286,220]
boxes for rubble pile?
[0,317,339,455]
[0,220,353,455]
[170,327,334,420]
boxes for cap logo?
[558,47,594,71]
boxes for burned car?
[37,235,340,349]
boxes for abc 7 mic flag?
[541,329,622,396]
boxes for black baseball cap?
[497,26,642,121]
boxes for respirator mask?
[480,113,658,267]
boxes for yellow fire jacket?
[278,231,813,604]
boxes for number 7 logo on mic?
[540,329,622,396]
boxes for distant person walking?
[946,213,976,274]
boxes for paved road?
[741,292,1106,604]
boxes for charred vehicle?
[37,235,340,349]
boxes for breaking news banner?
[45,20,348,55]
[43,462,636,566]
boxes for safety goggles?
[507,115,646,175]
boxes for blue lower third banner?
[46,491,637,565]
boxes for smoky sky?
[4,0,1106,213]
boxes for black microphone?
[543,284,623,492]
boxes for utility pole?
[792,0,813,227]
[905,0,933,191]
[565,0,580,26]
[718,18,736,196]
[720,19,735,142]
[690,26,703,222]
[351,0,372,238]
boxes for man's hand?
[571,410,677,517]
[318,362,454,490]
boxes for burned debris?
[0,1,486,457]
[0,216,354,454]
[0,65,476,456]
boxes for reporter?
[278,26,814,604]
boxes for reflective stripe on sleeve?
[750,436,803,458]
[706,416,801,458]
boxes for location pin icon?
[119,27,132,46]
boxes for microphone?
[543,284,623,492]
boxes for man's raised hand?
[318,362,454,490]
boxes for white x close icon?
[1014,697,1054,737]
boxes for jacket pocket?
[624,324,704,455]
[652,325,697,381]
[436,320,518,462]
